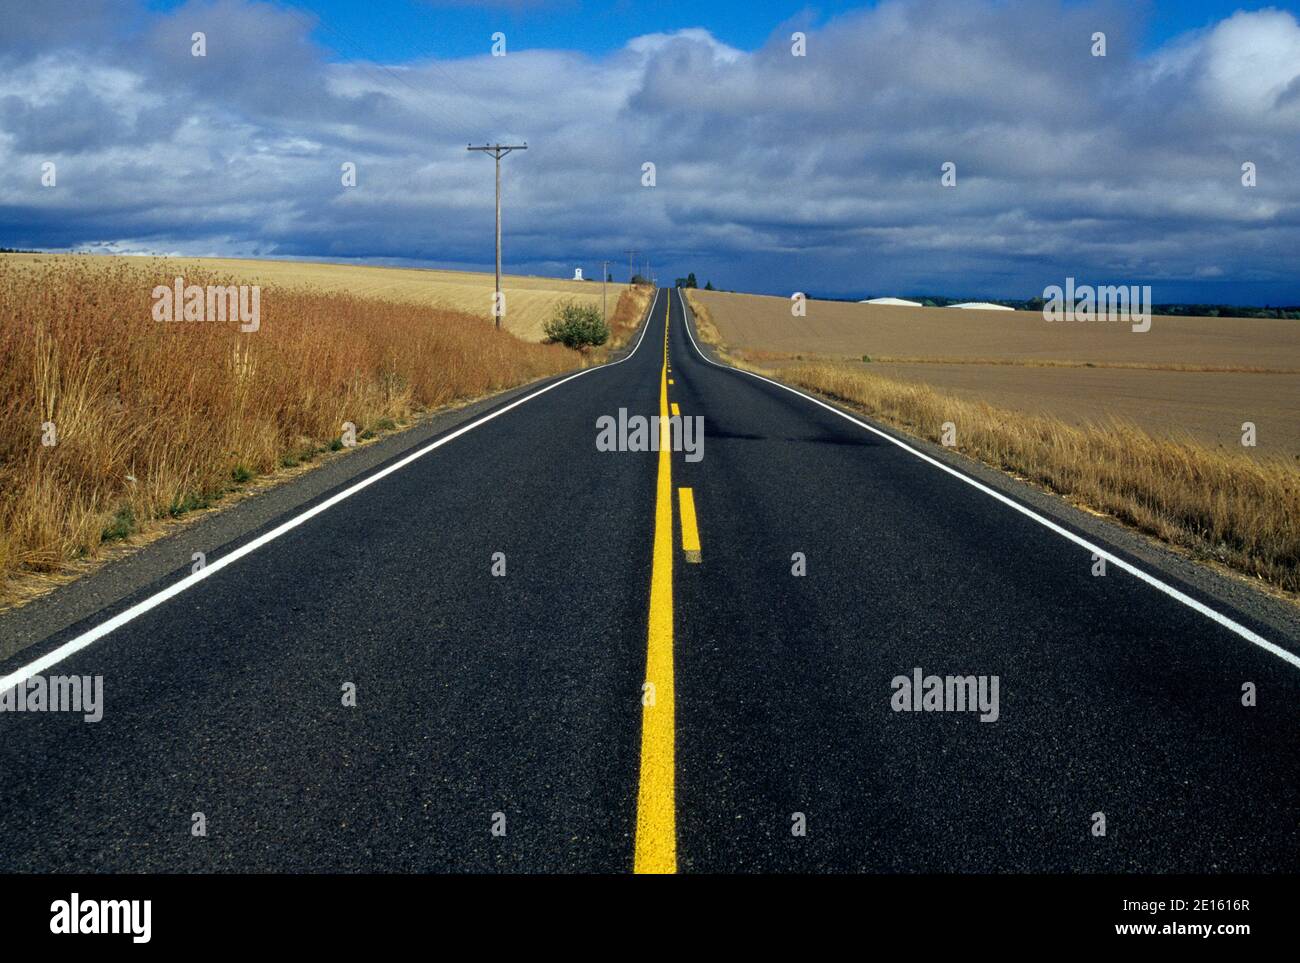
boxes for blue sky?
[6,0,1300,302]
[150,0,1298,60]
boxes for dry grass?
[818,355,1298,374]
[806,360,1300,458]
[602,283,656,353]
[684,289,724,347]
[0,256,580,605]
[774,360,1300,594]
[3,254,626,343]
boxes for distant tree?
[685,272,698,288]
[704,280,714,291]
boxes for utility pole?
[601,259,611,322]
[468,142,528,329]
[624,249,638,284]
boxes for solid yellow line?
[634,295,676,874]
[679,488,701,564]
[671,403,680,417]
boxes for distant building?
[948,301,1014,311]
[573,268,584,281]
[860,297,922,306]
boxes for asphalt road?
[1,287,1296,873]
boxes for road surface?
[1,288,1296,873]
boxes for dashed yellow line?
[678,488,701,564]
[670,402,680,417]
[634,294,676,874]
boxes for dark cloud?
[0,0,122,61]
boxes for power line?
[371,3,514,140]
[282,3,492,143]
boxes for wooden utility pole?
[601,259,611,322]
[624,249,639,284]
[468,143,527,329]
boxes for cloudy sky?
[2,0,1299,302]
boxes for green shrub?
[544,300,609,349]
[102,506,136,541]
[168,492,211,518]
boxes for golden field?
[686,290,1300,596]
[690,289,1300,457]
[0,255,644,607]
[691,289,1300,369]
[2,253,629,343]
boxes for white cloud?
[1197,9,1300,122]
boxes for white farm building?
[860,297,923,306]
[948,302,1014,311]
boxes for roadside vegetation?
[542,283,655,358]
[608,283,655,346]
[544,300,609,348]
[0,257,578,605]
[784,362,1299,594]
[683,289,724,347]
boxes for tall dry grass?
[684,289,724,347]
[0,257,579,603]
[779,361,1300,594]
[603,283,655,353]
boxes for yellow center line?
[678,488,701,564]
[634,294,677,874]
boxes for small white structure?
[572,268,584,281]
[949,301,1014,311]
[860,297,922,307]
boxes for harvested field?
[693,289,1300,370]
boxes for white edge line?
[0,289,664,691]
[675,288,1300,671]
